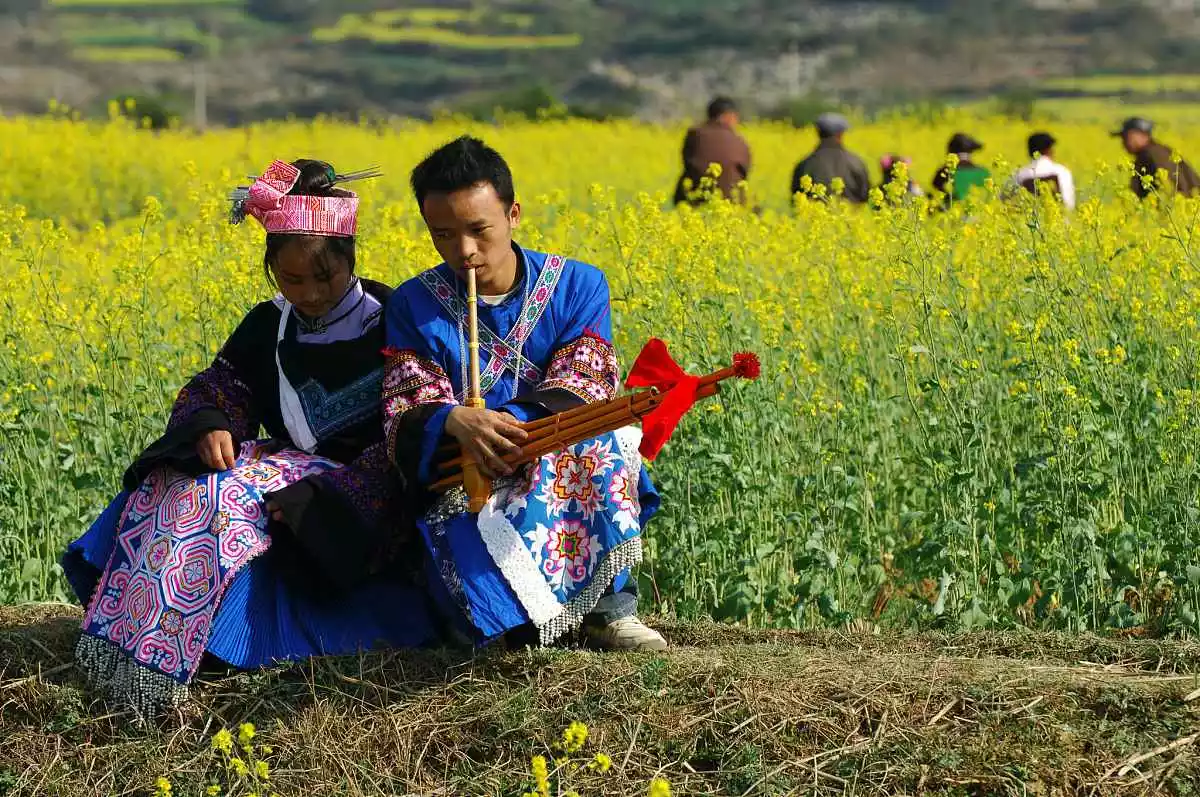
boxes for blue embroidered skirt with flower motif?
[420,427,659,645]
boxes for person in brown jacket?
[1114,117,1200,199]
[673,96,752,206]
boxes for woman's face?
[271,237,352,319]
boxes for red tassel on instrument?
[624,338,701,460]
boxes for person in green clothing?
[931,132,991,208]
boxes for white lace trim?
[477,493,564,628]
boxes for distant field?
[1042,73,1200,95]
[50,0,241,6]
[73,44,183,61]
[57,17,215,50]
[372,7,536,28]
[313,15,582,49]
[1036,97,1200,129]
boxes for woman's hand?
[196,429,236,471]
[445,406,528,478]
[265,499,286,525]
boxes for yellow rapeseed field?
[2,108,1199,636]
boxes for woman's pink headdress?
[229,160,380,237]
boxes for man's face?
[719,110,740,128]
[1122,130,1150,155]
[421,182,521,282]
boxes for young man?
[1010,131,1075,210]
[383,136,668,652]
[931,132,991,208]
[1113,117,1200,199]
[673,95,753,206]
[790,112,871,204]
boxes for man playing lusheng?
[383,136,668,651]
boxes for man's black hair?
[706,96,738,122]
[410,135,516,210]
[1027,132,1056,158]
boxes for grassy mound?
[2,604,1200,795]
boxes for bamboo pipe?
[460,266,490,512]
[434,361,742,461]
[435,393,653,475]
[521,363,738,434]
[435,381,722,476]
[464,267,483,408]
[432,388,644,460]
[430,382,720,492]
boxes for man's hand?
[196,429,236,471]
[445,406,528,478]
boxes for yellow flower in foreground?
[648,778,672,797]
[531,755,550,797]
[591,752,613,773]
[230,758,249,778]
[211,729,233,755]
[238,722,256,745]
[153,777,172,797]
[561,720,589,752]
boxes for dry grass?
[2,605,1200,796]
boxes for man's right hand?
[196,429,236,471]
[445,406,528,478]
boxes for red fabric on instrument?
[623,338,701,460]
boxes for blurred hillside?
[1,0,1199,123]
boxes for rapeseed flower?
[648,778,672,797]
[211,729,233,755]
[5,112,1200,637]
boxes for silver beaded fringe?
[538,536,644,646]
[75,634,189,719]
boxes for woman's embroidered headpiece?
[229,160,381,237]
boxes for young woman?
[63,159,435,715]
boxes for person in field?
[931,132,991,208]
[62,159,436,714]
[383,136,668,652]
[1008,132,1076,210]
[790,112,871,204]
[1113,116,1200,199]
[877,154,924,203]
[673,96,753,206]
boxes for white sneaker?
[584,616,668,652]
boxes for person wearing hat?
[1114,117,1199,199]
[673,96,753,206]
[1009,132,1075,210]
[789,112,871,205]
[931,132,991,208]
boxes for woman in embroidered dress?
[63,159,436,714]
[383,136,668,652]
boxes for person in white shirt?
[1010,132,1075,210]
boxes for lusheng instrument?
[435,336,760,511]
[458,263,492,512]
